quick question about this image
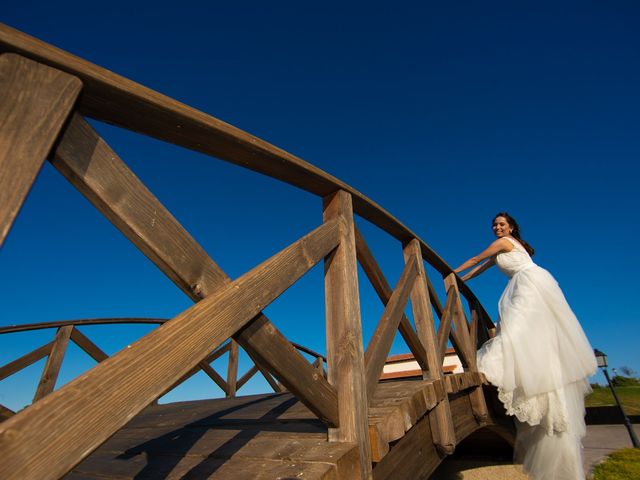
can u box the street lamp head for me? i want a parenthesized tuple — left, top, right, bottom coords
(594, 349, 608, 368)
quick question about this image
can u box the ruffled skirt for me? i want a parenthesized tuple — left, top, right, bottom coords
(478, 265, 597, 479)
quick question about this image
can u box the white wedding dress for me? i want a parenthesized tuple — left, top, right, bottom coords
(477, 237, 597, 480)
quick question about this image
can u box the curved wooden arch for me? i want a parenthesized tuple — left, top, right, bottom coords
(0, 23, 491, 326)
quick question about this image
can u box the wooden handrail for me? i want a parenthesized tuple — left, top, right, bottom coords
(0, 217, 341, 480)
(0, 23, 488, 317)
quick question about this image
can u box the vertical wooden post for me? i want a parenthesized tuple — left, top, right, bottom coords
(443, 274, 489, 422)
(323, 190, 372, 479)
(226, 339, 239, 397)
(33, 326, 73, 402)
(0, 54, 82, 247)
(403, 239, 456, 455)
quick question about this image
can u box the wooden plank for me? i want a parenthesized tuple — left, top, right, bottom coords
(236, 365, 259, 390)
(234, 314, 338, 419)
(0, 404, 15, 422)
(436, 288, 456, 364)
(364, 257, 417, 399)
(33, 325, 73, 402)
(52, 114, 337, 425)
(0, 24, 491, 319)
(372, 414, 441, 480)
(226, 339, 239, 397)
(369, 423, 390, 462)
(403, 240, 456, 455)
(354, 226, 429, 372)
(0, 217, 340, 480)
(0, 26, 449, 274)
(199, 362, 229, 395)
(0, 342, 53, 381)
(0, 318, 165, 335)
(470, 308, 479, 350)
(0, 53, 81, 246)
(323, 190, 371, 479)
(443, 275, 489, 422)
(70, 328, 108, 363)
(443, 274, 475, 368)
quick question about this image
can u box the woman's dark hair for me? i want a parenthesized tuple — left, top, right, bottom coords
(493, 212, 535, 256)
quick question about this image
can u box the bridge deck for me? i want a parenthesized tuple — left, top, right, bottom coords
(66, 392, 357, 480)
(64, 376, 506, 479)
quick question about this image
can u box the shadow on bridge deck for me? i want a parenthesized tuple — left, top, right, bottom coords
(66, 379, 514, 480)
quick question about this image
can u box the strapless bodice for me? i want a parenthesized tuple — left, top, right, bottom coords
(495, 237, 535, 278)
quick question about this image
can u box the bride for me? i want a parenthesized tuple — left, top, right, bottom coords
(454, 212, 597, 480)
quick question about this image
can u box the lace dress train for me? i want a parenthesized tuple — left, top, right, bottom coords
(477, 237, 597, 479)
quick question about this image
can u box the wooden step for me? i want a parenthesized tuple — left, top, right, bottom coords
(367, 379, 445, 462)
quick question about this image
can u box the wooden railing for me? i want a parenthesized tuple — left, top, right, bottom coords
(0, 319, 327, 409)
(0, 23, 496, 480)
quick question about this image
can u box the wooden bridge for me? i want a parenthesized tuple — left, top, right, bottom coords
(0, 24, 514, 479)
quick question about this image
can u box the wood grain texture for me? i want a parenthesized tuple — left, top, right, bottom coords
(235, 314, 339, 424)
(32, 325, 73, 402)
(70, 328, 109, 363)
(355, 227, 430, 372)
(0, 53, 81, 246)
(52, 114, 338, 424)
(443, 274, 475, 370)
(226, 340, 239, 397)
(443, 275, 489, 422)
(199, 362, 229, 395)
(324, 191, 371, 479)
(0, 404, 15, 422)
(404, 240, 456, 455)
(364, 257, 417, 400)
(0, 218, 340, 480)
(436, 289, 456, 364)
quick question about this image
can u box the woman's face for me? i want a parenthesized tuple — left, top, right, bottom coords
(492, 216, 512, 237)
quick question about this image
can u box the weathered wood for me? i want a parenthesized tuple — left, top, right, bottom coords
(364, 257, 417, 399)
(354, 226, 429, 372)
(0, 342, 53, 381)
(436, 289, 456, 364)
(324, 190, 371, 479)
(236, 365, 259, 390)
(52, 114, 337, 426)
(234, 314, 338, 422)
(372, 416, 441, 480)
(70, 328, 108, 363)
(226, 339, 239, 397)
(444, 274, 489, 422)
(0, 404, 15, 422)
(403, 240, 456, 456)
(0, 318, 165, 335)
(443, 274, 475, 368)
(199, 361, 229, 395)
(0, 53, 81, 247)
(33, 326, 73, 402)
(470, 308, 479, 350)
(0, 218, 340, 480)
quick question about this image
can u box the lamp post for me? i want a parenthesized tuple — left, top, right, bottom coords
(594, 349, 639, 448)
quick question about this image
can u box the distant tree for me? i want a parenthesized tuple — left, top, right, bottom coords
(620, 366, 637, 378)
(612, 366, 640, 387)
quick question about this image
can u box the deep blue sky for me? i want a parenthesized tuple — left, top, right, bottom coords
(1, 1, 639, 411)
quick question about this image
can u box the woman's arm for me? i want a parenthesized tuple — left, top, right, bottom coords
(454, 237, 512, 274)
(461, 258, 495, 281)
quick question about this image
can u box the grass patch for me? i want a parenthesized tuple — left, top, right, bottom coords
(591, 448, 640, 480)
(586, 386, 640, 415)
